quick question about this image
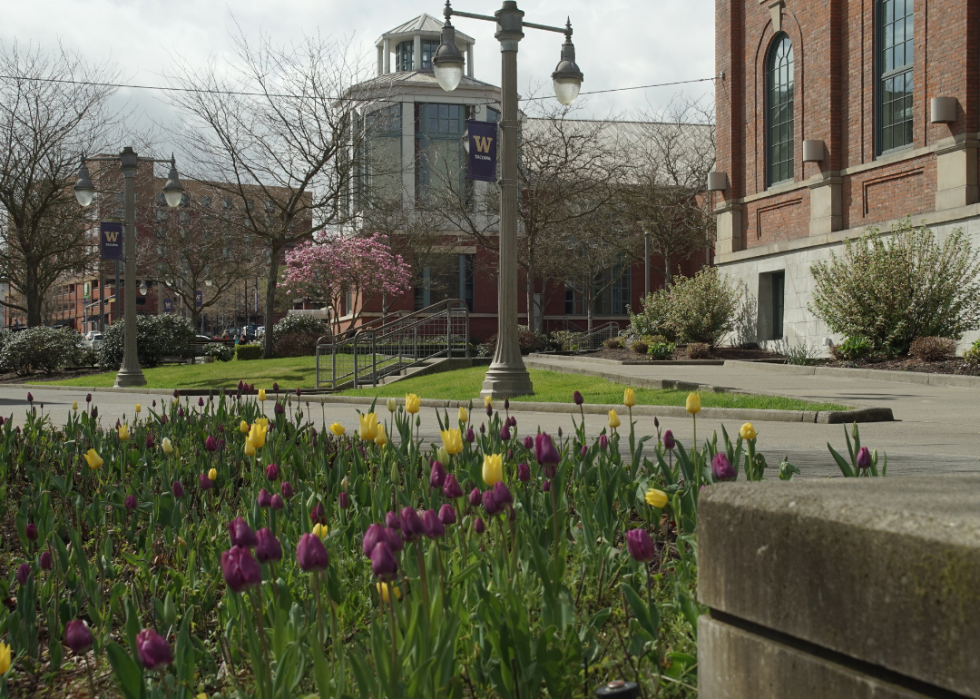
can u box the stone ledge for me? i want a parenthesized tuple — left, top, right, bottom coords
(729, 359, 980, 388)
(699, 474, 980, 698)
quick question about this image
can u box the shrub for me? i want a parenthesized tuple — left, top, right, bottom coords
(909, 336, 957, 362)
(668, 267, 744, 344)
(784, 341, 820, 366)
(204, 343, 233, 362)
(626, 289, 676, 341)
(964, 339, 980, 366)
(274, 332, 320, 358)
(74, 346, 98, 368)
(236, 343, 264, 361)
(0, 327, 80, 375)
(687, 342, 711, 359)
(810, 220, 980, 354)
(273, 314, 326, 345)
(547, 331, 579, 352)
(647, 342, 675, 360)
(631, 339, 648, 355)
(830, 336, 873, 361)
(478, 325, 539, 356)
(604, 337, 623, 350)
(97, 314, 194, 369)
(643, 335, 668, 346)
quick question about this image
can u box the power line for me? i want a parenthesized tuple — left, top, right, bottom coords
(522, 76, 721, 101)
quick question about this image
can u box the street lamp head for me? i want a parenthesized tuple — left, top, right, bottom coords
(433, 9, 465, 93)
(552, 20, 584, 106)
(205, 279, 214, 287)
(139, 281, 148, 296)
(162, 155, 184, 208)
(74, 157, 96, 208)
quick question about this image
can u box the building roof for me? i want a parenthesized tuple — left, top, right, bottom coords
(350, 70, 499, 98)
(376, 13, 475, 47)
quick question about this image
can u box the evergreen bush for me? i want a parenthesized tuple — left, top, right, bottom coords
(235, 343, 264, 361)
(97, 315, 194, 369)
(0, 326, 80, 375)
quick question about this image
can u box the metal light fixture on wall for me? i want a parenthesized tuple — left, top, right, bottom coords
(707, 171, 728, 192)
(930, 96, 957, 124)
(802, 139, 825, 163)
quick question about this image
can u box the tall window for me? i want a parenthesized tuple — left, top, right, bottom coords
(358, 104, 403, 209)
(414, 254, 474, 311)
(420, 40, 440, 70)
(878, 0, 914, 153)
(415, 103, 466, 204)
(564, 265, 632, 316)
(396, 41, 414, 71)
(766, 33, 795, 186)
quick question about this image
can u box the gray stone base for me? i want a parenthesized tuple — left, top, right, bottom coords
(113, 369, 147, 388)
(480, 363, 534, 399)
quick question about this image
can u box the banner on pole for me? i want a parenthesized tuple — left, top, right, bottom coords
(466, 120, 497, 182)
(100, 222, 123, 260)
(163, 298, 173, 313)
(195, 290, 203, 309)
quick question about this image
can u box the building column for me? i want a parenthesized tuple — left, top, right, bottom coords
(935, 138, 979, 210)
(715, 203, 743, 255)
(413, 35, 422, 71)
(377, 46, 384, 76)
(383, 39, 391, 73)
(467, 44, 474, 78)
(402, 98, 415, 209)
(808, 174, 842, 236)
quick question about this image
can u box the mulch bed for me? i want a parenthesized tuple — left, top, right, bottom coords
(0, 368, 106, 385)
(825, 356, 980, 376)
(587, 346, 784, 362)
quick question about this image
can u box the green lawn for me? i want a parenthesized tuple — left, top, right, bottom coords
(43, 356, 322, 389)
(338, 366, 852, 412)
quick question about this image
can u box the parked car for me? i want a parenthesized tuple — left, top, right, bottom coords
(83, 331, 104, 348)
(255, 326, 265, 339)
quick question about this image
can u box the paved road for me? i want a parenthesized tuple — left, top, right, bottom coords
(6, 356, 979, 480)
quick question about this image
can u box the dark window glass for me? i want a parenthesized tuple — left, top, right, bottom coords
(878, 0, 914, 152)
(201, 196, 212, 208)
(415, 103, 465, 205)
(396, 41, 414, 71)
(766, 33, 794, 186)
(414, 254, 474, 310)
(359, 104, 403, 209)
(771, 271, 785, 339)
(420, 40, 439, 70)
(564, 265, 632, 316)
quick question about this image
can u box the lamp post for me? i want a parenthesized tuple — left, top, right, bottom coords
(74, 149, 184, 387)
(433, 0, 583, 398)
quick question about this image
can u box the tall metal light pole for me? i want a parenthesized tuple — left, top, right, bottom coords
(74, 149, 184, 387)
(433, 0, 583, 399)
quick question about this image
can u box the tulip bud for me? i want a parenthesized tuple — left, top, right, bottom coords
(273, 382, 279, 392)
(255, 528, 283, 563)
(468, 487, 481, 507)
(856, 446, 872, 469)
(199, 474, 213, 491)
(209, 467, 218, 481)
(40, 551, 52, 571)
(172, 481, 184, 498)
(482, 489, 501, 516)
(177, 407, 184, 418)
(205, 436, 218, 452)
(338, 492, 351, 510)
(465, 427, 476, 442)
(654, 416, 660, 428)
(281, 481, 293, 499)
(363, 523, 385, 556)
(523, 435, 533, 450)
(400, 507, 424, 542)
(443, 473, 464, 499)
(517, 463, 530, 482)
(65, 620, 94, 654)
(573, 390, 584, 406)
(16, 563, 30, 585)
(198, 397, 205, 407)
(296, 533, 329, 572)
(599, 434, 608, 449)
(438, 503, 457, 526)
(711, 453, 736, 481)
(296, 388, 302, 397)
(429, 461, 446, 489)
(275, 402, 284, 415)
(136, 629, 172, 670)
(626, 529, 656, 562)
(221, 545, 262, 592)
(543, 480, 551, 492)
(27, 392, 33, 404)
(385, 527, 404, 552)
(663, 430, 675, 450)
(125, 494, 137, 510)
(229, 517, 258, 548)
(86, 393, 92, 403)
(145, 434, 155, 449)
(257, 488, 272, 508)
(422, 509, 444, 539)
(473, 517, 486, 534)
(25, 523, 38, 541)
(310, 502, 326, 525)
(265, 464, 279, 481)
(370, 541, 399, 580)
(387, 397, 397, 413)
(500, 423, 511, 440)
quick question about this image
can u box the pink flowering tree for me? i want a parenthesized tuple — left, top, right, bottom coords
(280, 233, 412, 333)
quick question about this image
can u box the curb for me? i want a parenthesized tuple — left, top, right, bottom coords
(727, 360, 980, 388)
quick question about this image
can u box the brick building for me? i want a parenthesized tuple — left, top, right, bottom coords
(714, 0, 980, 351)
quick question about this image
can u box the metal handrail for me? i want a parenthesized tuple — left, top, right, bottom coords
(568, 320, 621, 352)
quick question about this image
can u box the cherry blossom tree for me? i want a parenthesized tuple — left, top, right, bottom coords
(280, 233, 411, 333)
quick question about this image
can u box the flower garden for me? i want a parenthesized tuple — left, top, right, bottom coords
(0, 387, 882, 698)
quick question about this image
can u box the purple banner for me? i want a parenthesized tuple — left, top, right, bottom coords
(100, 222, 123, 260)
(195, 290, 203, 309)
(163, 298, 173, 313)
(466, 120, 497, 183)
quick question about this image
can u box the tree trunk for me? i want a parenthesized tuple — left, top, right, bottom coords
(526, 255, 537, 334)
(263, 240, 283, 359)
(25, 263, 42, 327)
(585, 288, 594, 336)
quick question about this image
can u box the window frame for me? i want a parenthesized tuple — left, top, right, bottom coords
(765, 32, 795, 188)
(875, 0, 915, 155)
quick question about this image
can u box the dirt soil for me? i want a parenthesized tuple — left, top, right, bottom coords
(588, 346, 784, 362)
(0, 368, 105, 385)
(825, 356, 980, 376)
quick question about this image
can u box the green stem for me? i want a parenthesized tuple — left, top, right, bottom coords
(248, 587, 273, 699)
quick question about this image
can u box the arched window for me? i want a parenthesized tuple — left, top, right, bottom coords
(766, 33, 795, 186)
(877, 0, 914, 153)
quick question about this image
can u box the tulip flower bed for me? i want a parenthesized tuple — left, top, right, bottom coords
(0, 388, 883, 699)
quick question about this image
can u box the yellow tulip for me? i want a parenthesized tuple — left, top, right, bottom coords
(375, 424, 388, 447)
(135, 403, 141, 414)
(482, 453, 503, 486)
(645, 488, 669, 509)
(376, 582, 402, 603)
(313, 523, 329, 540)
(739, 422, 758, 441)
(329, 422, 346, 437)
(405, 393, 420, 414)
(624, 388, 636, 408)
(72, 401, 78, 411)
(245, 442, 256, 457)
(0, 642, 10, 675)
(484, 396, 492, 408)
(258, 389, 266, 402)
(118, 424, 130, 441)
(239, 420, 249, 434)
(458, 406, 468, 423)
(685, 392, 701, 415)
(196, 694, 208, 699)
(440, 428, 463, 456)
(208, 467, 218, 481)
(162, 437, 173, 455)
(247, 418, 268, 449)
(358, 412, 379, 441)
(83, 448, 103, 470)
(608, 409, 621, 430)
(437, 446, 450, 465)
(386, 397, 397, 413)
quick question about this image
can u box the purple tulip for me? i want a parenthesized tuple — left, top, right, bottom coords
(198, 397, 205, 407)
(228, 517, 258, 548)
(370, 541, 399, 580)
(172, 481, 184, 498)
(199, 474, 213, 491)
(173, 389, 180, 399)
(158, 413, 166, 425)
(599, 434, 608, 450)
(16, 563, 30, 585)
(205, 436, 218, 452)
(296, 533, 329, 572)
(543, 480, 551, 492)
(281, 481, 294, 499)
(335, 491, 349, 510)
(573, 390, 584, 406)
(26, 523, 38, 541)
(443, 474, 463, 499)
(439, 504, 457, 526)
(422, 509, 444, 539)
(663, 430, 675, 450)
(492, 481, 513, 507)
(465, 427, 476, 443)
(857, 446, 872, 469)
(654, 417, 659, 428)
(482, 489, 501, 516)
(429, 461, 446, 489)
(400, 507, 424, 542)
(508, 415, 517, 428)
(221, 545, 262, 592)
(580, 444, 588, 458)
(273, 382, 279, 392)
(265, 464, 279, 481)
(270, 494, 284, 510)
(474, 517, 486, 534)
(218, 424, 225, 433)
(711, 453, 736, 481)
(523, 435, 534, 450)
(500, 423, 511, 440)
(257, 488, 272, 508)
(217, 438, 225, 452)
(296, 388, 302, 397)
(504, 398, 510, 410)
(535, 433, 561, 465)
(385, 527, 404, 552)
(275, 402, 285, 415)
(486, 405, 493, 418)
(386, 511, 401, 529)
(65, 620, 94, 654)
(517, 463, 530, 482)
(27, 392, 33, 404)
(146, 434, 155, 449)
(115, 419, 121, 430)
(177, 407, 184, 418)
(310, 502, 326, 525)
(86, 393, 92, 403)
(136, 629, 172, 670)
(90, 407, 98, 419)
(626, 529, 656, 562)
(468, 487, 482, 507)
(40, 551, 52, 570)
(363, 523, 386, 556)
(125, 494, 137, 510)
(255, 528, 283, 563)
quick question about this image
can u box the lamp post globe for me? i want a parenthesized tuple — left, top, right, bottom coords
(74, 158, 96, 208)
(552, 24, 584, 106)
(432, 20, 465, 92)
(163, 156, 184, 208)
(139, 281, 148, 296)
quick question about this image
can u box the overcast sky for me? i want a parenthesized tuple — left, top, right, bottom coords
(3, 0, 715, 152)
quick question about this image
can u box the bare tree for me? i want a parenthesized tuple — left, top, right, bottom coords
(0, 43, 120, 326)
(167, 31, 370, 357)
